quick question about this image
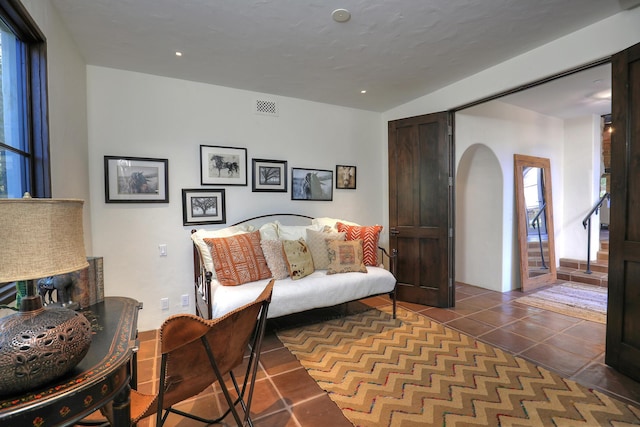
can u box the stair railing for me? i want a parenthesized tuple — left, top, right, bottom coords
(531, 202, 548, 270)
(582, 192, 610, 274)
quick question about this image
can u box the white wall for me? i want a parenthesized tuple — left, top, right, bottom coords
(455, 101, 564, 291)
(562, 115, 602, 260)
(22, 0, 93, 253)
(455, 144, 504, 291)
(86, 67, 384, 331)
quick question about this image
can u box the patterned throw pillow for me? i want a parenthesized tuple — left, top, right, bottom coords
(336, 223, 383, 266)
(260, 239, 289, 280)
(326, 240, 367, 274)
(281, 239, 315, 280)
(204, 230, 271, 286)
(306, 228, 346, 269)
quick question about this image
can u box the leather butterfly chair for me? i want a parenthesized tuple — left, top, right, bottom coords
(129, 279, 274, 426)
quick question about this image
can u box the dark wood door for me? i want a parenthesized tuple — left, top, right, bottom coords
(606, 41, 640, 381)
(388, 112, 454, 307)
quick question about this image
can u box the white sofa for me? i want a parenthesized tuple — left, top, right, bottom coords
(191, 214, 397, 320)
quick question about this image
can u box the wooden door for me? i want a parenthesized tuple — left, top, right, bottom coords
(606, 41, 640, 381)
(388, 112, 454, 307)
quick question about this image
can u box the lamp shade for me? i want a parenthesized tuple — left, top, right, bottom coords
(0, 198, 89, 282)
(0, 196, 93, 395)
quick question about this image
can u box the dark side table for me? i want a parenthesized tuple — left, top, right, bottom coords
(0, 297, 142, 427)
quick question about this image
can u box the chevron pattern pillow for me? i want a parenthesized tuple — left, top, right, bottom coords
(336, 223, 383, 266)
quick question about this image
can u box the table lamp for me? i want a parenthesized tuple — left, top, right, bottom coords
(0, 195, 92, 395)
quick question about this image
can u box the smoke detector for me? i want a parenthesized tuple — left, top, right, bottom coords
(332, 9, 351, 23)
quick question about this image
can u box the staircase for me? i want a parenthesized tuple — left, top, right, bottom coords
(557, 230, 609, 287)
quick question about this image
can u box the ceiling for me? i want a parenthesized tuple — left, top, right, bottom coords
(50, 0, 637, 113)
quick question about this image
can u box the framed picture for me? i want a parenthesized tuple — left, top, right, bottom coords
(200, 145, 247, 186)
(182, 189, 226, 225)
(336, 165, 357, 189)
(291, 168, 333, 201)
(252, 159, 288, 192)
(104, 156, 169, 203)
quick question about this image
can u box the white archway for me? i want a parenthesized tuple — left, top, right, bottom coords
(456, 144, 509, 291)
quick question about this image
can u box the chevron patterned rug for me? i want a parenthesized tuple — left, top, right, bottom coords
(277, 306, 640, 426)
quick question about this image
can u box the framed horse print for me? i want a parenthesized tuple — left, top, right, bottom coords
(336, 165, 356, 189)
(200, 145, 247, 186)
(291, 167, 333, 201)
(104, 156, 169, 203)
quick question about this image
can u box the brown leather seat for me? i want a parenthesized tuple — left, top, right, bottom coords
(131, 279, 274, 426)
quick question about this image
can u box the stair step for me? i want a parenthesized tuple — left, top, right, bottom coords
(557, 266, 608, 287)
(559, 258, 608, 274)
(597, 250, 609, 262)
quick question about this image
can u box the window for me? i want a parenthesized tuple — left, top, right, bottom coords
(0, 0, 49, 199)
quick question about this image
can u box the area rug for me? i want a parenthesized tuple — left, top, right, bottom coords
(515, 282, 607, 324)
(277, 306, 640, 427)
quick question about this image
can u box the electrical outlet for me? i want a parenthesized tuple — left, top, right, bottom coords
(161, 297, 169, 310)
(181, 294, 189, 307)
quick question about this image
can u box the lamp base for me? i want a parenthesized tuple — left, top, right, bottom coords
(0, 296, 92, 395)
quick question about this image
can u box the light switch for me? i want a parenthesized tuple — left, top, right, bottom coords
(159, 244, 167, 256)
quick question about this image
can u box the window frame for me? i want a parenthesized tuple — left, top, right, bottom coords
(0, 0, 50, 198)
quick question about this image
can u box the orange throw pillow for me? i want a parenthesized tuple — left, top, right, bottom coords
(336, 222, 383, 266)
(204, 230, 271, 286)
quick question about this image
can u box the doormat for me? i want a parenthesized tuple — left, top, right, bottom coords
(277, 306, 637, 426)
(515, 282, 607, 324)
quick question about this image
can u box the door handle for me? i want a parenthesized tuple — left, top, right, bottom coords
(390, 229, 399, 236)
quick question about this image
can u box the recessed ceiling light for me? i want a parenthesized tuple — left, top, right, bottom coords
(332, 9, 351, 23)
(175, 51, 183, 57)
(360, 90, 367, 94)
(592, 89, 611, 100)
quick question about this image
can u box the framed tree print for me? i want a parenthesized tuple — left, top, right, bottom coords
(200, 145, 247, 186)
(182, 188, 226, 225)
(252, 159, 287, 192)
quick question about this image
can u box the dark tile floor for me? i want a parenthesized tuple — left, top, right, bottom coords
(132, 282, 640, 426)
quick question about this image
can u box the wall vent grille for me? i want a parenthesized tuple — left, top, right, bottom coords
(255, 99, 278, 116)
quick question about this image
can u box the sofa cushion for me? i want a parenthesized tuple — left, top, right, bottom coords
(312, 217, 360, 231)
(336, 223, 383, 266)
(282, 239, 315, 280)
(261, 239, 289, 280)
(259, 222, 279, 240)
(306, 228, 346, 269)
(204, 230, 271, 286)
(326, 240, 367, 274)
(191, 224, 255, 274)
(276, 221, 325, 240)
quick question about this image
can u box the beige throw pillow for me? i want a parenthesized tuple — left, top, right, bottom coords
(282, 239, 315, 280)
(260, 239, 289, 280)
(326, 239, 367, 274)
(306, 228, 346, 270)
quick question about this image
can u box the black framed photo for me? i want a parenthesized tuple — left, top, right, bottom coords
(252, 159, 288, 192)
(104, 156, 169, 203)
(291, 168, 333, 201)
(200, 145, 247, 186)
(182, 189, 226, 225)
(336, 165, 357, 189)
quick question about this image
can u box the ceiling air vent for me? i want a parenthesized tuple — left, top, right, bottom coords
(254, 99, 278, 116)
